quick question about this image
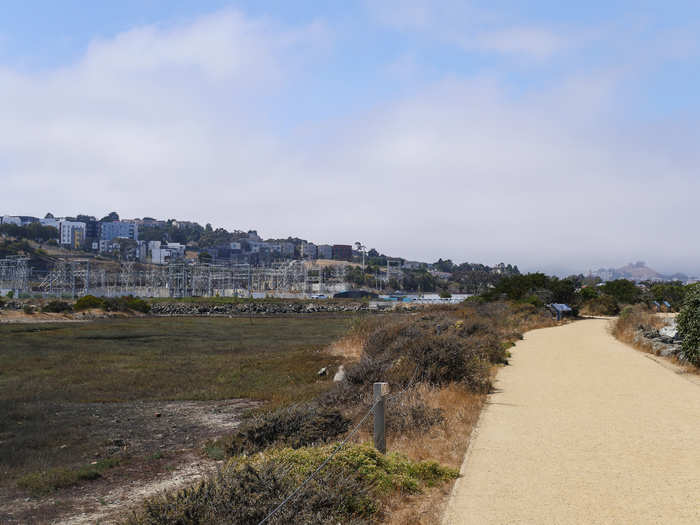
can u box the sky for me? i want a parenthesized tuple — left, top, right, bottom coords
(1, 1, 699, 276)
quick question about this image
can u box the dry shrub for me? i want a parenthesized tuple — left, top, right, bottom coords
(124, 460, 372, 525)
(580, 294, 620, 316)
(125, 443, 457, 525)
(348, 383, 485, 525)
(385, 390, 444, 433)
(222, 404, 350, 456)
(612, 304, 664, 353)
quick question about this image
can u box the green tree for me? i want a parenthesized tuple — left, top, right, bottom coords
(650, 282, 687, 309)
(677, 285, 700, 366)
(100, 211, 120, 222)
(577, 286, 599, 301)
(601, 279, 640, 304)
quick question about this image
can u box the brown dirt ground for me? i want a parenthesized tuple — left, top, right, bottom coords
(0, 399, 257, 524)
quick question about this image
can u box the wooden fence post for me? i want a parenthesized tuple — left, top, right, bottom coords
(373, 382, 388, 454)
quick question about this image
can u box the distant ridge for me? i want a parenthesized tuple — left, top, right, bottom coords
(590, 261, 690, 282)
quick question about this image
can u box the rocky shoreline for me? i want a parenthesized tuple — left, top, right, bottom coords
(635, 318, 687, 360)
(0, 298, 405, 321)
(149, 301, 390, 316)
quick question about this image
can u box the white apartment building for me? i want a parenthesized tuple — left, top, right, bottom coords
(59, 221, 86, 248)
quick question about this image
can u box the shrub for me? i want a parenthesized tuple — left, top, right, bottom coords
(223, 405, 350, 456)
(124, 444, 457, 525)
(101, 296, 151, 313)
(42, 300, 73, 313)
(611, 304, 663, 354)
(600, 279, 640, 305)
(385, 394, 444, 432)
(677, 285, 700, 366)
(341, 316, 501, 395)
(74, 295, 104, 311)
(522, 294, 544, 308)
(23, 304, 35, 315)
(577, 286, 599, 301)
(7, 290, 14, 298)
(581, 294, 619, 316)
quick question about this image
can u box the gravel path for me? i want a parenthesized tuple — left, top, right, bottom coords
(444, 318, 700, 524)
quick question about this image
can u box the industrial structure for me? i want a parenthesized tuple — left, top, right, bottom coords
(0, 257, 351, 298)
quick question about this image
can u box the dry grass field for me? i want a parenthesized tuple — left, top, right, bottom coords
(0, 315, 354, 523)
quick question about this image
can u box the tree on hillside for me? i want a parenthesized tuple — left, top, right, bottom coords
(101, 211, 119, 222)
(433, 259, 455, 273)
(677, 285, 700, 366)
(0, 223, 58, 242)
(650, 282, 687, 309)
(601, 279, 640, 304)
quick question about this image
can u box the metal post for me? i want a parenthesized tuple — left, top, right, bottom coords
(373, 382, 388, 454)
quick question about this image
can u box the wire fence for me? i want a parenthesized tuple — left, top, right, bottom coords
(257, 367, 422, 525)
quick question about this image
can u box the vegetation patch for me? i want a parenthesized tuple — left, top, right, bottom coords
(42, 299, 73, 313)
(222, 405, 350, 456)
(677, 285, 700, 366)
(124, 443, 457, 525)
(0, 315, 352, 511)
(74, 294, 105, 310)
(581, 294, 620, 316)
(17, 457, 121, 495)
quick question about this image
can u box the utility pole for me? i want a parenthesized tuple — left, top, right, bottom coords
(355, 242, 366, 273)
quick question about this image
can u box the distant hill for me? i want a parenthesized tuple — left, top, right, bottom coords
(591, 261, 689, 282)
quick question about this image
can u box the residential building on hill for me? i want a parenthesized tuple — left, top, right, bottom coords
(59, 221, 86, 248)
(100, 221, 139, 243)
(332, 244, 352, 261)
(317, 244, 333, 259)
(300, 241, 317, 259)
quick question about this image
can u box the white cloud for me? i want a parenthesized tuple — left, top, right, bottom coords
(367, 0, 570, 61)
(1, 8, 699, 275)
(469, 27, 568, 60)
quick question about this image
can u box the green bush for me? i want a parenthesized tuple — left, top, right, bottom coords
(7, 290, 14, 299)
(123, 443, 457, 525)
(74, 295, 150, 313)
(677, 285, 700, 366)
(522, 294, 544, 308)
(600, 279, 640, 305)
(23, 304, 35, 315)
(42, 300, 73, 313)
(102, 296, 151, 313)
(74, 295, 104, 311)
(577, 286, 599, 301)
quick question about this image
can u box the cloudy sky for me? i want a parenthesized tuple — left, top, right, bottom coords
(1, 1, 699, 276)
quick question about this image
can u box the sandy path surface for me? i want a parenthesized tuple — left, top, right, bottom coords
(444, 318, 700, 524)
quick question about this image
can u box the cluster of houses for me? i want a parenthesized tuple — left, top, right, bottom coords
(201, 231, 353, 265)
(1, 214, 138, 252)
(0, 214, 356, 266)
(1, 214, 183, 263)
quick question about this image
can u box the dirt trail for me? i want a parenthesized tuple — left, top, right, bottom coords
(444, 318, 700, 524)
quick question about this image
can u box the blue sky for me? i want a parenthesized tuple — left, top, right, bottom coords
(1, 1, 699, 275)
